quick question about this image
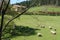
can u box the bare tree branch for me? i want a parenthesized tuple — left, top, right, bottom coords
(3, 0, 36, 31)
(0, 0, 4, 12)
(4, 0, 10, 14)
(0, 0, 5, 40)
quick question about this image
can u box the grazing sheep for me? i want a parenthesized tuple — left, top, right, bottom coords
(54, 28, 56, 31)
(50, 30, 56, 35)
(41, 25, 45, 28)
(49, 26, 52, 29)
(37, 33, 42, 37)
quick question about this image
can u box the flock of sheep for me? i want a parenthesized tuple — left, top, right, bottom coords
(37, 25, 56, 37)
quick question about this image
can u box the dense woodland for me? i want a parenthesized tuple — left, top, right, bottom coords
(15, 0, 60, 7)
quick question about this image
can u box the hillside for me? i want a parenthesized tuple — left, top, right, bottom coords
(28, 6, 60, 12)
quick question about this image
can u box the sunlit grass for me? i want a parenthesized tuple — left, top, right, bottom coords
(28, 6, 60, 12)
(11, 15, 60, 40)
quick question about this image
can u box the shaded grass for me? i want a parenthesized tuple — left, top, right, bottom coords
(0, 15, 60, 40)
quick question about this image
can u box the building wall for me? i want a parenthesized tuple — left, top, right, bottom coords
(11, 5, 26, 12)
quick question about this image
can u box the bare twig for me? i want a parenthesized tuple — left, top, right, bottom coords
(0, 0, 4, 12)
(4, 0, 10, 14)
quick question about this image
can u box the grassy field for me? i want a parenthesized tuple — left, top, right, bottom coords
(28, 6, 60, 12)
(1, 6, 60, 40)
(11, 15, 60, 40)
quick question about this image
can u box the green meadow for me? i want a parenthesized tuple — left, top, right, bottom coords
(1, 6, 60, 40)
(11, 15, 60, 40)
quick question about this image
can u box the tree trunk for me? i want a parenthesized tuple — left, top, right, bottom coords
(0, 10, 4, 40)
(56, 0, 59, 6)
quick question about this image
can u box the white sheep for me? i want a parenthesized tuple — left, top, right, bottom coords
(50, 30, 56, 35)
(37, 33, 42, 37)
(49, 26, 52, 29)
(41, 25, 45, 28)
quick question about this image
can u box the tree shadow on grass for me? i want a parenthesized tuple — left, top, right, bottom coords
(11, 25, 40, 36)
(2, 25, 40, 40)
